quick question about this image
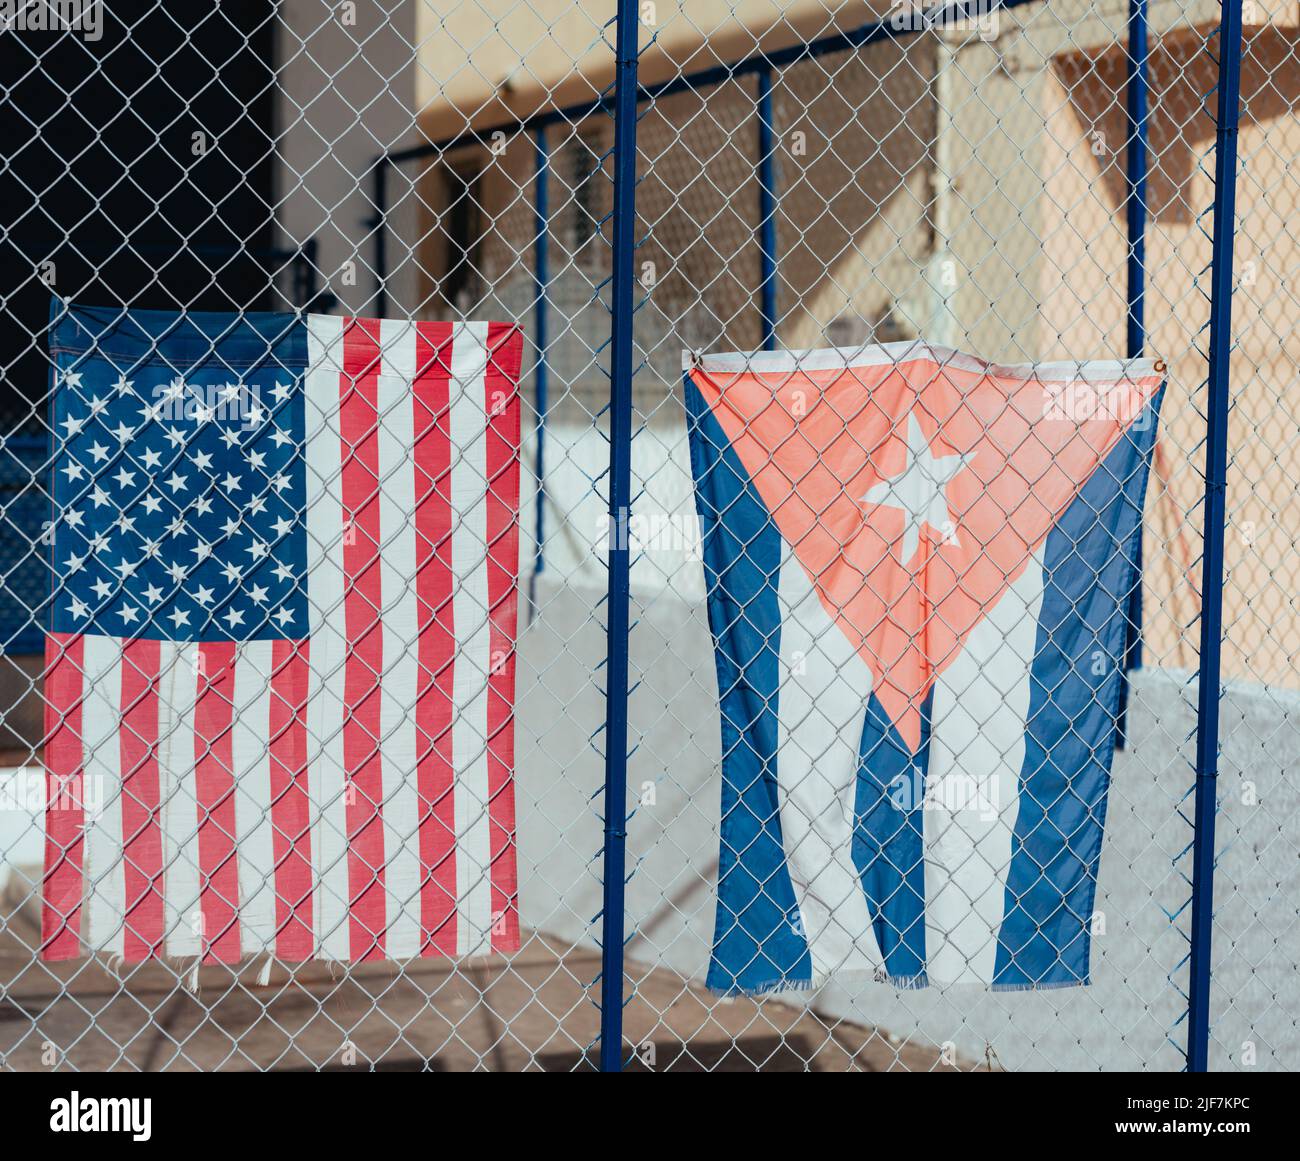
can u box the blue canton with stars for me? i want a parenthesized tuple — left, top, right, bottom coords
(49, 304, 309, 642)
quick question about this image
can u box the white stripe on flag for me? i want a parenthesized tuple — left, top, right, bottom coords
(306, 312, 352, 960)
(923, 552, 1045, 985)
(82, 634, 123, 956)
(775, 549, 882, 980)
(233, 639, 276, 954)
(447, 322, 494, 955)
(159, 640, 202, 958)
(376, 318, 423, 958)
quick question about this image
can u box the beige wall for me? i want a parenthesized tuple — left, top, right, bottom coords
(1026, 15, 1300, 686)
(413, 0, 883, 142)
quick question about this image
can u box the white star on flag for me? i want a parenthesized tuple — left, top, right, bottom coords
(859, 413, 975, 566)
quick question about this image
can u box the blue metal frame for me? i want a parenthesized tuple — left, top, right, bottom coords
(367, 2, 1044, 251)
(756, 64, 778, 350)
(530, 127, 551, 621)
(1188, 0, 1244, 1074)
(1125, 0, 1149, 363)
(1116, 0, 1150, 749)
(599, 0, 640, 1074)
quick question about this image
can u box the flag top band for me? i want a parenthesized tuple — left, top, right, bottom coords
(685, 340, 1163, 383)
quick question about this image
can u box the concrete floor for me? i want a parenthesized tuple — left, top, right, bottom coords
(0, 915, 967, 1071)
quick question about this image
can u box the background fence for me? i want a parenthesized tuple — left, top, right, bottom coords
(0, 0, 1296, 1071)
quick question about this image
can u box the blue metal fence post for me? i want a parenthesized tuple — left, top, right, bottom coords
(599, 0, 640, 1073)
(530, 127, 550, 621)
(1116, 0, 1150, 749)
(1188, 0, 1245, 1073)
(1125, 0, 1149, 362)
(756, 63, 778, 351)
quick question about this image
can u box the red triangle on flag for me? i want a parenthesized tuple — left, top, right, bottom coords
(689, 346, 1162, 752)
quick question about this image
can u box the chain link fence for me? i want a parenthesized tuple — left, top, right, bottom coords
(0, 0, 1295, 1071)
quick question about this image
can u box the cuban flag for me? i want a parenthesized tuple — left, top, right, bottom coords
(42, 303, 522, 965)
(684, 343, 1163, 992)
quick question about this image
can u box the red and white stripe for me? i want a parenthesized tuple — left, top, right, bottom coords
(41, 316, 523, 964)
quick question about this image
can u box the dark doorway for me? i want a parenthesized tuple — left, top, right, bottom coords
(0, 1, 279, 432)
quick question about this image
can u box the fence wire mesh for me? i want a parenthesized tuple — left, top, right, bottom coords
(0, 0, 1295, 1072)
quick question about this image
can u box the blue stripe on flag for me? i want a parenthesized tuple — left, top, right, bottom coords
(994, 395, 1164, 988)
(685, 375, 813, 994)
(853, 690, 930, 984)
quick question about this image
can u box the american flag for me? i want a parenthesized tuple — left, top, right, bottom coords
(42, 307, 523, 964)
